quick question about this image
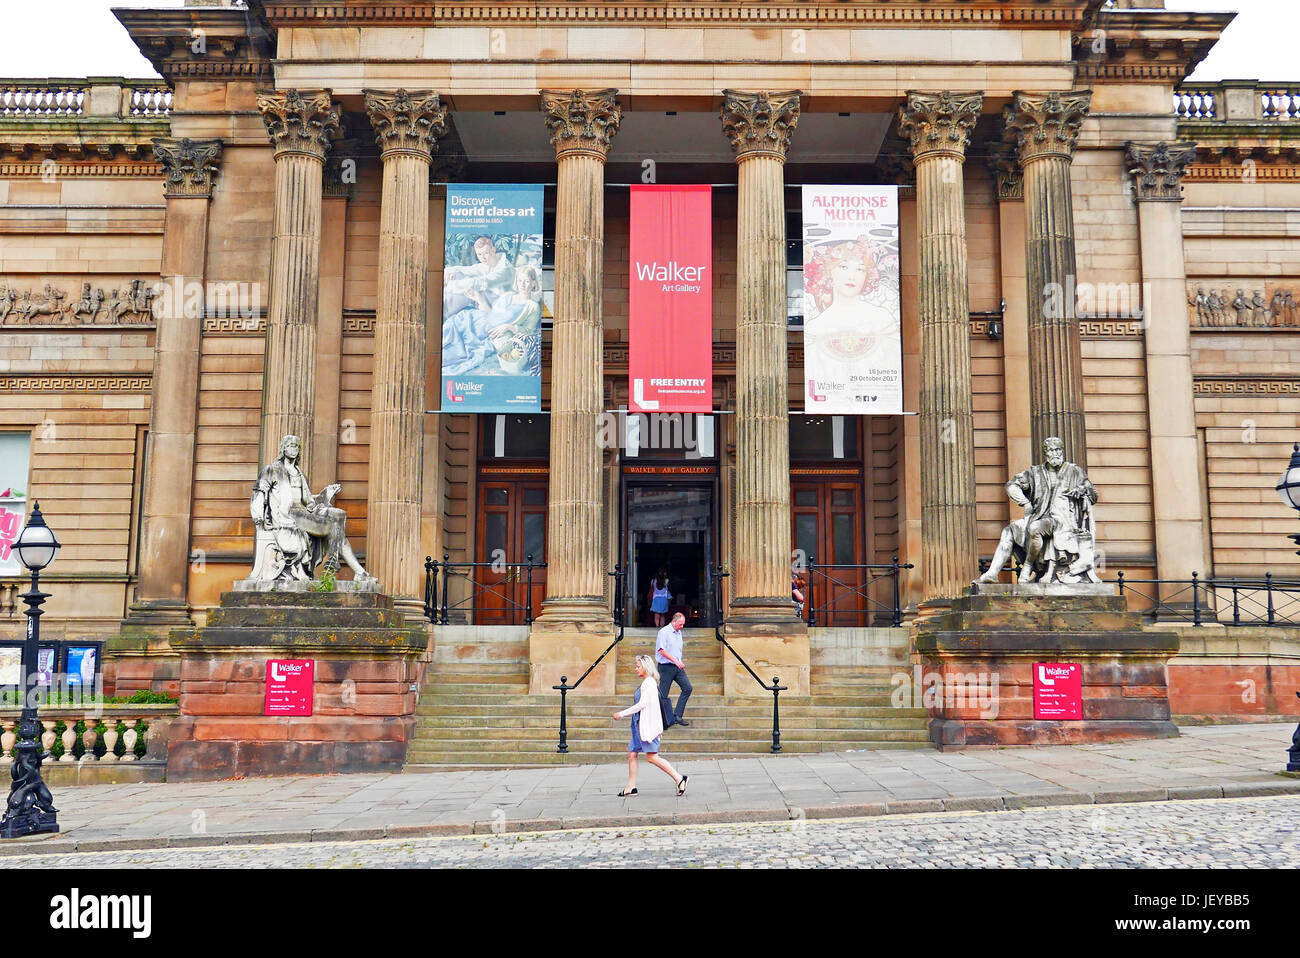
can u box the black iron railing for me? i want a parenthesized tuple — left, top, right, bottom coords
(799, 557, 913, 627)
(553, 565, 626, 754)
(710, 564, 786, 753)
(1114, 572, 1300, 627)
(423, 554, 546, 625)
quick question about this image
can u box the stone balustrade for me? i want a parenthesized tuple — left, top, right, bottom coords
(1175, 82, 1300, 123)
(0, 704, 175, 768)
(0, 79, 172, 120)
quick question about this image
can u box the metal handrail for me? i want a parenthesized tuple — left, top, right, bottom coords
(553, 565, 627, 754)
(1113, 571, 1300, 627)
(423, 554, 546, 625)
(710, 564, 786, 753)
(801, 556, 913, 627)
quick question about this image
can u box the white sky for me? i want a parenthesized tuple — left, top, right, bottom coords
(0, 0, 1296, 82)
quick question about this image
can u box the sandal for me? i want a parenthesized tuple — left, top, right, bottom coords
(676, 775, 688, 797)
(618, 788, 638, 797)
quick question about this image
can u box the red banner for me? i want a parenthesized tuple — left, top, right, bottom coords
(629, 184, 712, 413)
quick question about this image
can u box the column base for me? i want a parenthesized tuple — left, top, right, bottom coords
(121, 599, 193, 628)
(528, 599, 617, 696)
(721, 602, 809, 697)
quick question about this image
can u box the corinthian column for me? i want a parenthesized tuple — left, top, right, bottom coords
(898, 91, 983, 604)
(124, 137, 223, 628)
(255, 89, 342, 463)
(364, 90, 447, 614)
(1126, 142, 1210, 587)
(718, 90, 809, 696)
(1004, 90, 1092, 469)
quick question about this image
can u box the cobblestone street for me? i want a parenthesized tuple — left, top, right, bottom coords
(6, 795, 1297, 869)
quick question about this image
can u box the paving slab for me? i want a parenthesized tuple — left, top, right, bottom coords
(2, 722, 1298, 856)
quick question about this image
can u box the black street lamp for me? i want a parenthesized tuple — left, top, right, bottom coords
(1278, 443, 1300, 556)
(0, 501, 61, 839)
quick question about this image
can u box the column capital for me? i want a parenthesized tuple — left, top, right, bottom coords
(1125, 140, 1198, 202)
(1004, 90, 1092, 164)
(987, 142, 1024, 201)
(151, 136, 223, 198)
(720, 89, 801, 162)
(256, 89, 343, 161)
(897, 91, 983, 162)
(364, 89, 448, 161)
(540, 89, 622, 159)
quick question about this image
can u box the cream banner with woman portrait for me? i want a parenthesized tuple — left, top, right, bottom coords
(801, 185, 902, 414)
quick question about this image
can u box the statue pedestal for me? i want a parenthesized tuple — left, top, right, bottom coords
(166, 588, 426, 780)
(913, 581, 1179, 748)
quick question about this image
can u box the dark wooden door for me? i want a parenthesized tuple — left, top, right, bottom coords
(791, 480, 864, 625)
(476, 480, 547, 625)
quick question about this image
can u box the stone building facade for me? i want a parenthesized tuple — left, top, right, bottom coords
(2, 0, 1299, 754)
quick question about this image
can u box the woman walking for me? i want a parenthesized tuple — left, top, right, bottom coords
(613, 654, 688, 797)
(649, 571, 671, 628)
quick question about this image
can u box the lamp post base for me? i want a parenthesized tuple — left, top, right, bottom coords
(0, 807, 59, 840)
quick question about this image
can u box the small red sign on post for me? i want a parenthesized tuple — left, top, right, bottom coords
(265, 659, 314, 716)
(1033, 662, 1082, 720)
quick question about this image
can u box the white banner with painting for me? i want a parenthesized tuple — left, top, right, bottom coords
(801, 185, 902, 414)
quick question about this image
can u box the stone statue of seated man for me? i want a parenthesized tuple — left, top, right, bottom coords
(248, 434, 372, 584)
(979, 436, 1101, 586)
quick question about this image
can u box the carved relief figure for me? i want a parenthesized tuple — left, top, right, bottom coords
(106, 288, 130, 325)
(1231, 290, 1252, 325)
(1271, 290, 1287, 325)
(1284, 291, 1299, 327)
(19, 285, 66, 324)
(68, 283, 104, 323)
(1187, 287, 1209, 326)
(1251, 290, 1270, 327)
(249, 434, 372, 585)
(129, 279, 157, 318)
(979, 437, 1101, 586)
(0, 287, 14, 325)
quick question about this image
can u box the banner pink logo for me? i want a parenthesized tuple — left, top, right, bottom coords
(629, 185, 712, 413)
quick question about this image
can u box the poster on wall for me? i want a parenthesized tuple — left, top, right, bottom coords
(441, 184, 545, 412)
(65, 645, 99, 686)
(0, 433, 31, 577)
(801, 185, 902, 414)
(628, 184, 713, 413)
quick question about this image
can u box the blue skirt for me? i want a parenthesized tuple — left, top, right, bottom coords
(651, 595, 669, 613)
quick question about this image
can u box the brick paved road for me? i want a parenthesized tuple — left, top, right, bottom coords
(6, 796, 1298, 868)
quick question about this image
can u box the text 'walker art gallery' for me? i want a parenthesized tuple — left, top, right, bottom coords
(3, 0, 1300, 803)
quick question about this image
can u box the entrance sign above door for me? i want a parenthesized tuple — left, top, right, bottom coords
(441, 183, 545, 412)
(629, 184, 713, 414)
(801, 185, 902, 414)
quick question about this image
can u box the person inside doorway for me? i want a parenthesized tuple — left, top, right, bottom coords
(648, 569, 671, 628)
(656, 611, 692, 727)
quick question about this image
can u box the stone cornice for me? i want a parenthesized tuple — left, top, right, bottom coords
(256, 89, 343, 160)
(1074, 9, 1231, 87)
(1004, 90, 1091, 164)
(364, 89, 447, 161)
(721, 90, 801, 162)
(152, 136, 223, 197)
(0, 160, 163, 177)
(540, 89, 622, 160)
(262, 1, 1107, 28)
(898, 91, 982, 163)
(115, 7, 275, 85)
(1125, 141, 1196, 203)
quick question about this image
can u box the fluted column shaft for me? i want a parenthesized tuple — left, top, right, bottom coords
(365, 90, 447, 610)
(1006, 90, 1092, 469)
(537, 90, 621, 618)
(899, 91, 982, 603)
(256, 90, 342, 463)
(721, 90, 801, 619)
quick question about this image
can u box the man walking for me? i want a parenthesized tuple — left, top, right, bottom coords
(656, 612, 692, 727)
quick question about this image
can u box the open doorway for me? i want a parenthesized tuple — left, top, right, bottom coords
(624, 483, 714, 628)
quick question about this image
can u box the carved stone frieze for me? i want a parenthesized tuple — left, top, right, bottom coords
(1003, 91, 1092, 164)
(897, 91, 983, 162)
(0, 279, 160, 326)
(1188, 283, 1300, 328)
(720, 89, 801, 161)
(151, 136, 223, 197)
(364, 89, 447, 160)
(1125, 141, 1197, 202)
(540, 89, 622, 159)
(256, 89, 343, 160)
